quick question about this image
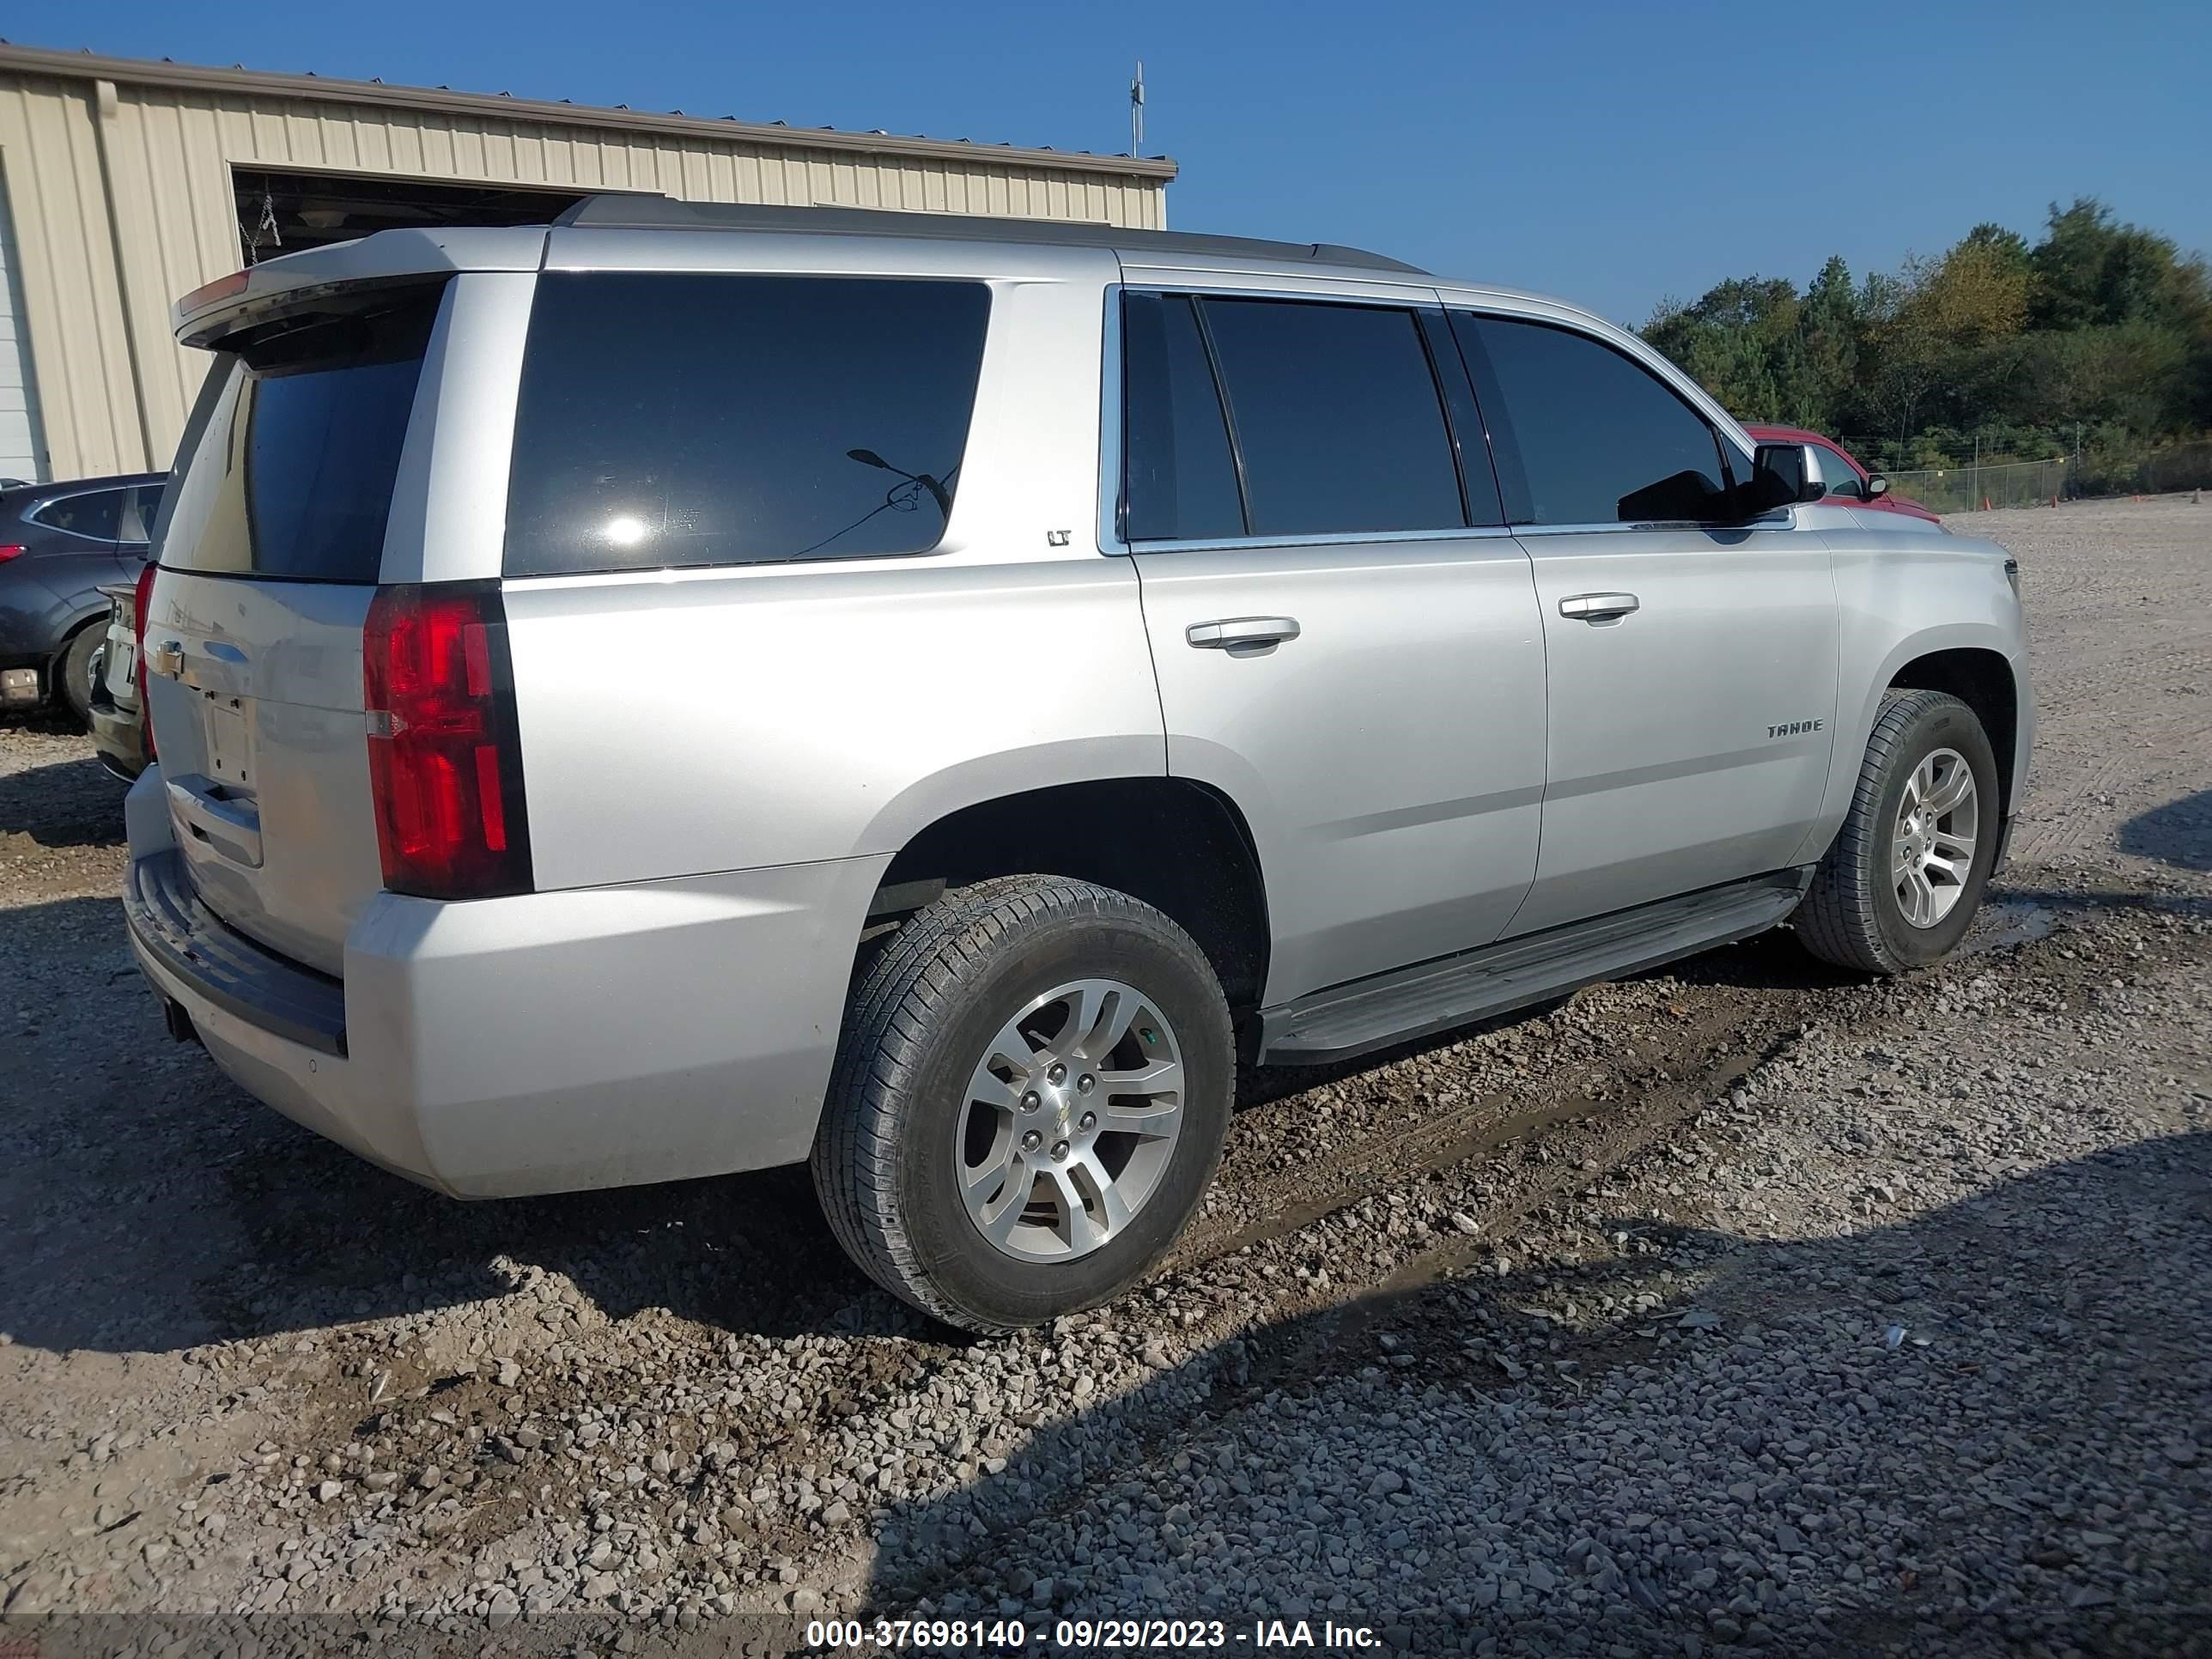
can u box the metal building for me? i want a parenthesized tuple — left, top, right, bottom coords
(0, 44, 1176, 483)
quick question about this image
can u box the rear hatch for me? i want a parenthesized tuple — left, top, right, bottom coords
(143, 282, 444, 976)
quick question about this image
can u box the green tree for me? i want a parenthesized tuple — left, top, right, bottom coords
(1639, 198, 2209, 464)
(2030, 198, 2190, 329)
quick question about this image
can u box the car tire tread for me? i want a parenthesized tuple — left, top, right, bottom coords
(1798, 688, 1994, 975)
(813, 873, 1229, 1334)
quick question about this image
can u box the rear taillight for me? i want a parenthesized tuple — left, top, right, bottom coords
(362, 584, 532, 900)
(132, 561, 158, 756)
(0, 544, 24, 563)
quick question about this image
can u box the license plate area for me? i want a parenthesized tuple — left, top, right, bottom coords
(200, 691, 255, 787)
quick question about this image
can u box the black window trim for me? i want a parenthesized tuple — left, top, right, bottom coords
(1102, 283, 1519, 556)
(1446, 307, 1777, 535)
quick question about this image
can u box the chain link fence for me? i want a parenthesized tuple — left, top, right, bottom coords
(2076, 438, 2212, 499)
(1884, 458, 2069, 515)
(1881, 440, 2212, 515)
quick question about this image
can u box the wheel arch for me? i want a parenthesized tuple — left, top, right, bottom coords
(53, 603, 109, 657)
(877, 775, 1272, 1014)
(1885, 644, 2021, 816)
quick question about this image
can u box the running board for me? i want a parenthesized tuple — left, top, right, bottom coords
(1257, 869, 1813, 1065)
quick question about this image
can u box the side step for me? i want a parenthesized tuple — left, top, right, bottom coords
(1258, 869, 1812, 1065)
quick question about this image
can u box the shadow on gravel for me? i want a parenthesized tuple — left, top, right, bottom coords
(0, 754, 127, 849)
(0, 1098, 901, 1355)
(0, 884, 910, 1353)
(2119, 789, 2212, 872)
(864, 1133, 2212, 1656)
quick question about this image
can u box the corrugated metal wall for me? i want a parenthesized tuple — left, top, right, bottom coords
(0, 68, 1170, 481)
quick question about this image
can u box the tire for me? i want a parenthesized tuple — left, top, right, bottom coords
(58, 623, 103, 728)
(812, 875, 1234, 1334)
(1796, 689, 2001, 975)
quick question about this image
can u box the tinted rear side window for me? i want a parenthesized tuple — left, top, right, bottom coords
(1199, 298, 1464, 538)
(1455, 314, 1729, 526)
(507, 274, 991, 575)
(31, 489, 126, 540)
(162, 289, 440, 582)
(1121, 292, 1244, 542)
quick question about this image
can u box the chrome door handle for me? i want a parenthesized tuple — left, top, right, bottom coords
(1186, 616, 1301, 649)
(1559, 592, 1640, 622)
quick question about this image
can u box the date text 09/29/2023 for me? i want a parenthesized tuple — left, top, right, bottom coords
(805, 1617, 1385, 1650)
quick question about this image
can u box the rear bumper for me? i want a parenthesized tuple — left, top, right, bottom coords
(88, 671, 149, 780)
(124, 765, 889, 1198)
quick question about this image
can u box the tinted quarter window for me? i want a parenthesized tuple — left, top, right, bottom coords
(162, 287, 441, 582)
(1456, 315, 1729, 526)
(1817, 444, 1863, 498)
(507, 274, 990, 575)
(118, 483, 166, 544)
(31, 489, 126, 541)
(1198, 298, 1465, 538)
(1121, 292, 1244, 542)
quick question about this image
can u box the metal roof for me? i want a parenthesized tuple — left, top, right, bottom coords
(553, 196, 1430, 276)
(0, 42, 1179, 181)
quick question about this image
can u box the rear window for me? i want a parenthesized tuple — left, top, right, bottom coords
(504, 273, 991, 576)
(161, 288, 440, 582)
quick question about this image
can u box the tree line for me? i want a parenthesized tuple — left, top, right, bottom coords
(1642, 198, 2212, 478)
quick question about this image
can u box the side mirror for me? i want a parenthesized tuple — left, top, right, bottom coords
(1864, 473, 1890, 500)
(1748, 442, 1828, 511)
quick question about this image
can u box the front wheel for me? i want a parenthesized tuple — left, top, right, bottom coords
(1796, 689, 2000, 974)
(812, 875, 1234, 1333)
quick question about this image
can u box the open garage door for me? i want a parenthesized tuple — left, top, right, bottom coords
(231, 167, 592, 263)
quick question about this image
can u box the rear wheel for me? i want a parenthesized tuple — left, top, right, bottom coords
(58, 624, 103, 728)
(1796, 689, 2000, 974)
(812, 875, 1233, 1333)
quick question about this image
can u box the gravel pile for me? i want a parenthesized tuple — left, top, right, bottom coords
(3, 497, 2209, 1656)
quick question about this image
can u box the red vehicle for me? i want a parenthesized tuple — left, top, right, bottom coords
(1744, 425, 1941, 524)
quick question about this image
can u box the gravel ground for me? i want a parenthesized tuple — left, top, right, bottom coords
(2, 496, 2208, 1656)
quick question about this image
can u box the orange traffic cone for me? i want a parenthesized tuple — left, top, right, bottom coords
(1982, 495, 1993, 511)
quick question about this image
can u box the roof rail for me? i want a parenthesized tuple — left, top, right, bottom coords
(548, 196, 1428, 276)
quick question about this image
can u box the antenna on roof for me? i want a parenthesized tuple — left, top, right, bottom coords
(1130, 60, 1145, 153)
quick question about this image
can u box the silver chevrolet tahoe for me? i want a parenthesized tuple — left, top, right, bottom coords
(124, 198, 2032, 1332)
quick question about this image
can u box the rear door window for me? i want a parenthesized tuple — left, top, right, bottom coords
(162, 287, 441, 582)
(1454, 314, 1731, 526)
(506, 273, 991, 575)
(1196, 297, 1466, 538)
(1121, 292, 1245, 542)
(31, 489, 126, 541)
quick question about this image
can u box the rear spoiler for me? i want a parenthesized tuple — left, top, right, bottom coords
(173, 227, 547, 349)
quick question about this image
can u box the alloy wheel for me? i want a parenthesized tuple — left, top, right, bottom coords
(956, 979, 1185, 1261)
(1892, 747, 1979, 928)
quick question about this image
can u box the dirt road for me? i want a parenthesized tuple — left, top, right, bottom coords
(3, 498, 2207, 1655)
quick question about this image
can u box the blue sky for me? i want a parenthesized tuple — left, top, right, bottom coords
(17, 0, 2209, 325)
